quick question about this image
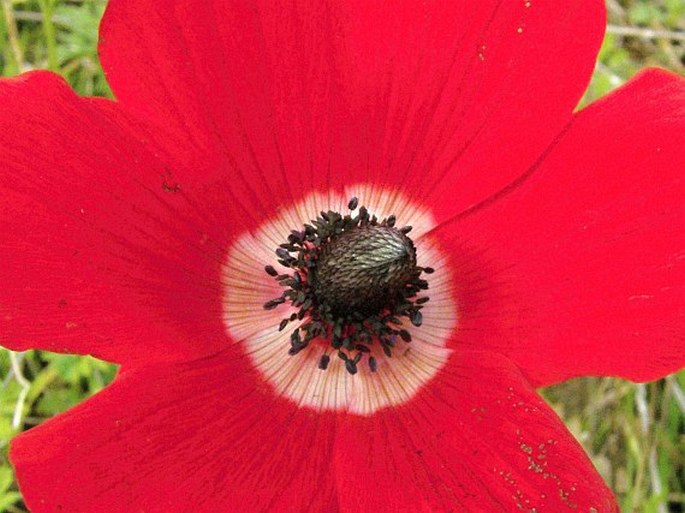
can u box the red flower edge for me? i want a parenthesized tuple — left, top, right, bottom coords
(0, 1, 682, 511)
(12, 349, 617, 512)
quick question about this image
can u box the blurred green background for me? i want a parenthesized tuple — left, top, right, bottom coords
(0, 0, 684, 512)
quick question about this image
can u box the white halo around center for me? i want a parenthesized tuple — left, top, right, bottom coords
(222, 184, 455, 415)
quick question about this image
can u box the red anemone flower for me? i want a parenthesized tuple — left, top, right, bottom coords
(1, 1, 684, 512)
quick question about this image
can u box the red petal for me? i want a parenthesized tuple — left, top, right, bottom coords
(99, 0, 605, 227)
(439, 69, 685, 386)
(334, 351, 618, 513)
(0, 72, 229, 365)
(11, 351, 338, 512)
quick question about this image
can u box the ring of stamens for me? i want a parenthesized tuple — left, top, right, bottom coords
(263, 197, 434, 375)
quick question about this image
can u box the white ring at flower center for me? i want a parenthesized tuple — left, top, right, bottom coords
(221, 184, 455, 415)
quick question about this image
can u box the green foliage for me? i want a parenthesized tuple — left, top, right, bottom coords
(580, 0, 684, 105)
(0, 0, 109, 95)
(0, 350, 117, 512)
(1, 1, 684, 512)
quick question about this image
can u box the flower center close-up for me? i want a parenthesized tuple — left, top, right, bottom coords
(222, 185, 455, 415)
(2, 0, 684, 511)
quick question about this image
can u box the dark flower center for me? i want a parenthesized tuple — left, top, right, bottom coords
(263, 198, 433, 375)
(314, 224, 417, 316)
